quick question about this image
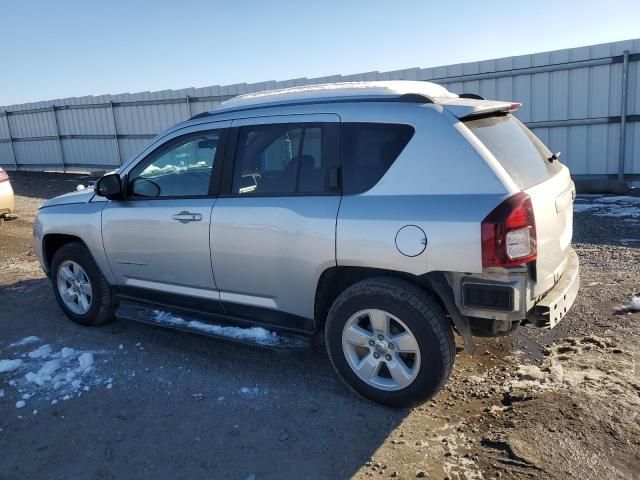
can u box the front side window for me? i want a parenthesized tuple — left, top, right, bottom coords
(233, 123, 327, 195)
(129, 131, 220, 197)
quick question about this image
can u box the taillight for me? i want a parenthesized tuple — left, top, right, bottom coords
(481, 192, 536, 268)
(0, 168, 9, 183)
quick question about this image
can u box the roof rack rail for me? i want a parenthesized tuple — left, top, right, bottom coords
(459, 93, 485, 100)
(187, 92, 433, 120)
(190, 111, 211, 120)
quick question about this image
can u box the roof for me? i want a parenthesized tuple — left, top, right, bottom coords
(204, 81, 459, 115)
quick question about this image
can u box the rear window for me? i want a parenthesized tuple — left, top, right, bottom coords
(341, 123, 414, 194)
(465, 114, 562, 189)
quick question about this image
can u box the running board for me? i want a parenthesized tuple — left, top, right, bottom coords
(116, 300, 310, 351)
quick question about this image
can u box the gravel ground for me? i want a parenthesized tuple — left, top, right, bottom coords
(0, 172, 639, 480)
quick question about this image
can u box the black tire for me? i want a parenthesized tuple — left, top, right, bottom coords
(325, 277, 455, 408)
(50, 242, 115, 326)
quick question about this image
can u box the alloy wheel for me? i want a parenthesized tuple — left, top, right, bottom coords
(341, 309, 421, 391)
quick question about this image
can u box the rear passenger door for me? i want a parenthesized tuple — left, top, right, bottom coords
(210, 114, 341, 331)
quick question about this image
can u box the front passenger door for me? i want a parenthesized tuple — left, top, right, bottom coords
(102, 125, 227, 309)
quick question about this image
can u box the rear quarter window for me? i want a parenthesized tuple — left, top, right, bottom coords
(341, 123, 414, 194)
(464, 114, 563, 189)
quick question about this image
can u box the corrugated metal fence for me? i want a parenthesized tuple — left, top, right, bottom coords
(1, 38, 639, 182)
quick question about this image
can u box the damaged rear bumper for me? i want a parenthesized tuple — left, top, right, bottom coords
(528, 249, 580, 328)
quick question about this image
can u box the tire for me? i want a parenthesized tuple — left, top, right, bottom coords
(325, 277, 455, 408)
(50, 242, 115, 326)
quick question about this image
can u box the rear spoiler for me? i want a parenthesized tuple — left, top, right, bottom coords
(441, 98, 521, 120)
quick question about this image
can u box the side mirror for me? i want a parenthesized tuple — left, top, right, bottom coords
(94, 173, 123, 199)
(130, 177, 161, 198)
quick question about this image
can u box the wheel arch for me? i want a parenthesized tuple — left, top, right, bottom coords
(314, 266, 448, 333)
(42, 234, 89, 273)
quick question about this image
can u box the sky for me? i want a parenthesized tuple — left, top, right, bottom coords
(1, 0, 638, 106)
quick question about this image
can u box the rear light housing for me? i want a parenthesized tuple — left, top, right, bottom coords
(0, 168, 9, 183)
(481, 192, 536, 268)
(508, 102, 522, 113)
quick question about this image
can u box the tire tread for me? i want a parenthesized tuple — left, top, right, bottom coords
(325, 276, 455, 407)
(51, 242, 114, 326)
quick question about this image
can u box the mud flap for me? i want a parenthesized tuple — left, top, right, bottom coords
(427, 273, 476, 354)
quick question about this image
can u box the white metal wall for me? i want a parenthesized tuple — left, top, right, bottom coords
(1, 38, 638, 182)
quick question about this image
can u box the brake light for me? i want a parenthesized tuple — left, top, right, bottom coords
(508, 102, 521, 112)
(0, 168, 9, 183)
(481, 192, 536, 268)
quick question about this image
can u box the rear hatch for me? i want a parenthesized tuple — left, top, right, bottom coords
(461, 109, 574, 297)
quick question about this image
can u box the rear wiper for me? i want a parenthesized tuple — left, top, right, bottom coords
(548, 151, 561, 163)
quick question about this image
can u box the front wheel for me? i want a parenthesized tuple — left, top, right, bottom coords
(325, 277, 455, 408)
(51, 242, 115, 326)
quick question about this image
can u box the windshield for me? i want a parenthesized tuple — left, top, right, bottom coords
(465, 114, 563, 189)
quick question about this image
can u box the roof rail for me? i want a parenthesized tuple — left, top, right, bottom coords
(188, 93, 433, 120)
(190, 111, 211, 120)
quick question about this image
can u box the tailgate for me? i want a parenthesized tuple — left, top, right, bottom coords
(463, 111, 574, 296)
(525, 168, 575, 296)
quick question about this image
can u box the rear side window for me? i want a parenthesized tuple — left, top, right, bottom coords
(233, 123, 334, 195)
(464, 114, 562, 189)
(341, 123, 414, 194)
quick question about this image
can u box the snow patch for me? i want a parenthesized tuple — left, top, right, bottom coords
(619, 238, 640, 246)
(2, 342, 113, 409)
(239, 387, 259, 395)
(631, 296, 640, 312)
(574, 195, 640, 220)
(78, 352, 94, 370)
(39, 359, 62, 376)
(595, 195, 640, 204)
(27, 344, 52, 359)
(573, 203, 608, 213)
(153, 310, 280, 345)
(15, 400, 26, 409)
(61, 347, 75, 358)
(0, 359, 23, 373)
(8, 336, 40, 348)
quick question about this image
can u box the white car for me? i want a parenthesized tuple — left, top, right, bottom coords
(0, 167, 15, 221)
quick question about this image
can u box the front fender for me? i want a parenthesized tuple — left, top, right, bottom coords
(34, 203, 114, 284)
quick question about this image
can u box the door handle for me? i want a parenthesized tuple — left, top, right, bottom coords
(172, 211, 203, 223)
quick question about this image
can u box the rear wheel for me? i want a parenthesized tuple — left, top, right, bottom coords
(325, 277, 454, 408)
(51, 242, 115, 326)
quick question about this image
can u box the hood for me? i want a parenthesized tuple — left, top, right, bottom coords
(41, 189, 96, 208)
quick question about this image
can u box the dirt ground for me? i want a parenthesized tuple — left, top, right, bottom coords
(0, 172, 639, 480)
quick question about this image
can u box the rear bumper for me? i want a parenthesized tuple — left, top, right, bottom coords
(449, 247, 580, 330)
(528, 248, 579, 328)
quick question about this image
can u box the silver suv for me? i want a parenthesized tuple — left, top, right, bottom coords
(33, 81, 579, 407)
